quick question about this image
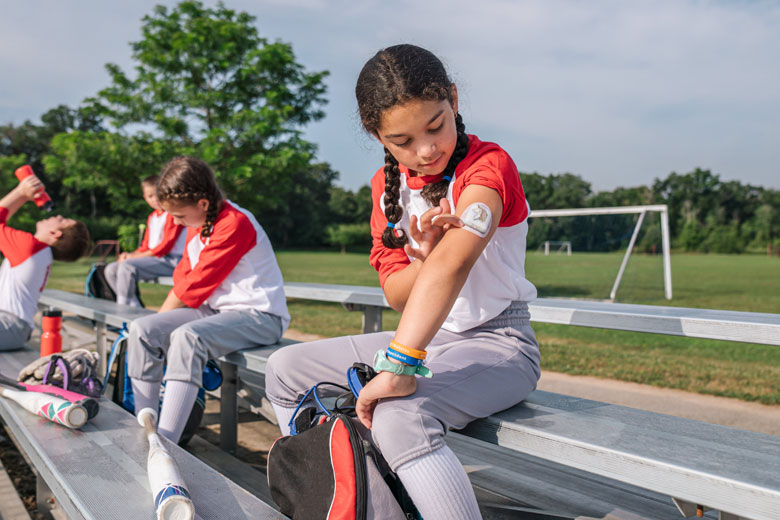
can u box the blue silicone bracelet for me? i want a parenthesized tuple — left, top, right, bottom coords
(386, 347, 423, 366)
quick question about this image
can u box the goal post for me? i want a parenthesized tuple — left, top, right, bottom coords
(528, 204, 672, 300)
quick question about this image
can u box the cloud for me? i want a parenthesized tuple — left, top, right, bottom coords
(1, 0, 778, 190)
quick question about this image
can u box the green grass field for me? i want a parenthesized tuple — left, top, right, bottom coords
(47, 251, 780, 404)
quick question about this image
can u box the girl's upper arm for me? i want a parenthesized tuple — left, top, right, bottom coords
(436, 184, 504, 266)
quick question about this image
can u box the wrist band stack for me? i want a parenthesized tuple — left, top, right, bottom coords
(386, 340, 426, 366)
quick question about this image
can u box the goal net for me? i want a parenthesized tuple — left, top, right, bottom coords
(526, 205, 672, 301)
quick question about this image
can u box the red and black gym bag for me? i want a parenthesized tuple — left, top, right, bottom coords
(267, 365, 418, 520)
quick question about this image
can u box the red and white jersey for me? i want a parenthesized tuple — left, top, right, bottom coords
(173, 201, 289, 331)
(0, 208, 53, 328)
(369, 135, 537, 332)
(138, 210, 186, 258)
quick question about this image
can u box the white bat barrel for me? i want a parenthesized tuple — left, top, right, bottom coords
(1, 388, 88, 429)
(138, 408, 195, 520)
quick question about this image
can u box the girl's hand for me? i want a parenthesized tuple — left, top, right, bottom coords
(18, 176, 44, 201)
(404, 198, 463, 261)
(117, 252, 130, 262)
(355, 371, 417, 429)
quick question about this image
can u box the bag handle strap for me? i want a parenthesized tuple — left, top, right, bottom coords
(43, 355, 71, 390)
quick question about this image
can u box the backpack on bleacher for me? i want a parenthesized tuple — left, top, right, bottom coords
(85, 262, 144, 308)
(267, 364, 419, 520)
(103, 326, 223, 446)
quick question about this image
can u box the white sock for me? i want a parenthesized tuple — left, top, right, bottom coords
(395, 445, 482, 520)
(131, 378, 161, 416)
(157, 380, 200, 443)
(271, 402, 297, 436)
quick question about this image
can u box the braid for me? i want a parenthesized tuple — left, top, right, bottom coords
(420, 113, 469, 207)
(156, 156, 224, 239)
(382, 147, 408, 249)
(200, 192, 222, 239)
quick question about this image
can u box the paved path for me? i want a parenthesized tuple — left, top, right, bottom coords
(537, 371, 780, 436)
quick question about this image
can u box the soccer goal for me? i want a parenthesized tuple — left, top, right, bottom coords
(540, 240, 572, 256)
(528, 204, 672, 300)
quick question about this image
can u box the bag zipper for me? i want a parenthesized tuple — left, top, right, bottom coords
(337, 414, 367, 520)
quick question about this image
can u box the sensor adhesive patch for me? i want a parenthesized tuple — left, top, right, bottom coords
(461, 202, 492, 238)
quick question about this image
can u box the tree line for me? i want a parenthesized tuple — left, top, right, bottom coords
(1, 1, 777, 255)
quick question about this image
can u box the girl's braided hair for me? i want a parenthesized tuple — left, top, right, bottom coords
(355, 44, 470, 249)
(157, 156, 223, 239)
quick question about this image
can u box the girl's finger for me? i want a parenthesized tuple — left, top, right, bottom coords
(356, 397, 373, 429)
(418, 205, 443, 232)
(407, 215, 422, 242)
(432, 215, 463, 228)
(404, 244, 424, 260)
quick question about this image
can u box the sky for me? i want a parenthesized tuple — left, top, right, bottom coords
(1, 0, 779, 192)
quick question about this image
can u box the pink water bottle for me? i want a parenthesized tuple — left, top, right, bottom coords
(14, 165, 53, 211)
(41, 309, 63, 357)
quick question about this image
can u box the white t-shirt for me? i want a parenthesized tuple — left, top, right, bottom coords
(0, 208, 53, 327)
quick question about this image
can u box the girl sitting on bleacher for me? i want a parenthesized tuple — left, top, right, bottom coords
(126, 156, 289, 444)
(265, 44, 540, 519)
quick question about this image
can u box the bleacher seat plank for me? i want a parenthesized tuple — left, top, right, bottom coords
(529, 298, 780, 345)
(39, 289, 153, 329)
(0, 457, 31, 520)
(0, 350, 284, 520)
(149, 282, 780, 345)
(448, 433, 716, 520)
(459, 391, 780, 520)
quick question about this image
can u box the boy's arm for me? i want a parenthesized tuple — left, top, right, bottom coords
(0, 177, 48, 262)
(0, 176, 42, 220)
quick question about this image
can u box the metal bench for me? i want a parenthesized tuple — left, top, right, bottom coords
(37, 288, 296, 453)
(41, 286, 780, 519)
(153, 278, 780, 345)
(0, 348, 284, 520)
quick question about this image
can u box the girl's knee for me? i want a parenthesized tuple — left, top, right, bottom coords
(370, 405, 445, 470)
(128, 315, 154, 343)
(265, 348, 300, 400)
(266, 348, 296, 378)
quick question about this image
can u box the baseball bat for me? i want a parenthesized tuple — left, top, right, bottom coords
(137, 408, 195, 520)
(0, 374, 99, 420)
(0, 387, 88, 429)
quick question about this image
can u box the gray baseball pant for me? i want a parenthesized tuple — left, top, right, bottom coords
(265, 301, 540, 470)
(0, 310, 32, 351)
(104, 255, 180, 307)
(126, 306, 283, 386)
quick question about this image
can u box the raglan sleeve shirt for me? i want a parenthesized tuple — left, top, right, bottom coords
(149, 213, 184, 257)
(172, 211, 257, 308)
(450, 139, 529, 228)
(136, 212, 153, 253)
(0, 207, 48, 266)
(369, 168, 411, 288)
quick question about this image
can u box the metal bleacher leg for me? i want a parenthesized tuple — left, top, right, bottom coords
(95, 321, 107, 376)
(362, 305, 383, 333)
(219, 361, 238, 454)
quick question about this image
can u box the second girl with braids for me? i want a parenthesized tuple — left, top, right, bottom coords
(266, 44, 539, 519)
(127, 156, 289, 444)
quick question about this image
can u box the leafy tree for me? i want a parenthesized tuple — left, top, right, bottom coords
(326, 223, 371, 254)
(84, 0, 330, 245)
